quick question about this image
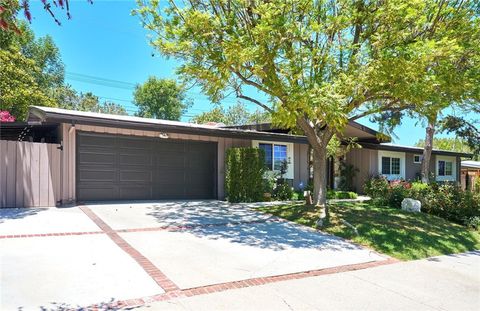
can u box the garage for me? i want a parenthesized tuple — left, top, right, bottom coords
(76, 132, 217, 201)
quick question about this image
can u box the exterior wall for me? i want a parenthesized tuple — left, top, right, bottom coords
(294, 143, 309, 189)
(345, 148, 378, 193)
(0, 140, 61, 207)
(64, 124, 310, 201)
(405, 153, 436, 181)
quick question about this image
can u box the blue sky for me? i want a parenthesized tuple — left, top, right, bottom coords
(26, 1, 476, 146)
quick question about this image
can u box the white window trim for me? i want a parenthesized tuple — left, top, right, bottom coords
(378, 150, 406, 180)
(252, 140, 294, 180)
(436, 155, 456, 182)
(413, 154, 422, 164)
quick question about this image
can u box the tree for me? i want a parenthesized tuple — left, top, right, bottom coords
(441, 116, 480, 160)
(415, 137, 474, 155)
(56, 87, 127, 115)
(0, 19, 64, 120)
(135, 0, 478, 217)
(192, 102, 270, 125)
(0, 0, 93, 30)
(0, 47, 55, 119)
(133, 77, 191, 120)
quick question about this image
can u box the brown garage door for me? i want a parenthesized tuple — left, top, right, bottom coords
(76, 132, 216, 201)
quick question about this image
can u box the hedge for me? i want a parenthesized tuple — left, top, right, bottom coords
(225, 147, 265, 203)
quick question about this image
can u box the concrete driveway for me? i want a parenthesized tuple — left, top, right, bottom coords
(0, 201, 388, 309)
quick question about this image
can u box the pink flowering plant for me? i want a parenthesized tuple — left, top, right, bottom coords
(0, 111, 15, 122)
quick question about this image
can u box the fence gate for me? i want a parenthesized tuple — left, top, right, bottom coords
(0, 141, 61, 208)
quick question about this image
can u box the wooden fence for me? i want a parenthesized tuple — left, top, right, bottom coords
(0, 141, 61, 208)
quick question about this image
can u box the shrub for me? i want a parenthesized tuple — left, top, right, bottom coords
(273, 183, 294, 201)
(327, 190, 358, 199)
(474, 177, 480, 194)
(225, 147, 265, 203)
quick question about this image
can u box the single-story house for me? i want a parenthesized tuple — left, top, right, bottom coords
(0, 106, 471, 207)
(461, 160, 480, 191)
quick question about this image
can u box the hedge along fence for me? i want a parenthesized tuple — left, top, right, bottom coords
(225, 147, 265, 203)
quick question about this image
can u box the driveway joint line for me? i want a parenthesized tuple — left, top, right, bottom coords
(79, 205, 180, 293)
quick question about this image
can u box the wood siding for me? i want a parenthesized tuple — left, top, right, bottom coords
(346, 148, 378, 193)
(0, 141, 61, 208)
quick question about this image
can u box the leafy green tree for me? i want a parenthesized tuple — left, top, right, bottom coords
(56, 88, 127, 115)
(133, 77, 191, 120)
(0, 19, 64, 120)
(415, 137, 476, 159)
(135, 0, 478, 215)
(0, 48, 55, 119)
(192, 103, 270, 125)
(440, 116, 480, 160)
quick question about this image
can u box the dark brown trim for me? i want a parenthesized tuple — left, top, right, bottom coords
(360, 142, 472, 158)
(31, 108, 308, 144)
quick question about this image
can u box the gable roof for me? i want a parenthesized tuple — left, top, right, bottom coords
(27, 106, 309, 144)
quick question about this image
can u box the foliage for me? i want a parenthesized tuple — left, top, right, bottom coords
(474, 177, 480, 194)
(0, 0, 92, 30)
(441, 116, 480, 159)
(56, 88, 127, 115)
(0, 111, 15, 122)
(134, 0, 479, 206)
(365, 177, 480, 227)
(327, 190, 358, 200)
(191, 102, 270, 126)
(258, 202, 480, 260)
(415, 137, 474, 156)
(0, 47, 55, 119)
(338, 162, 359, 192)
(225, 147, 265, 203)
(133, 77, 191, 120)
(273, 183, 294, 201)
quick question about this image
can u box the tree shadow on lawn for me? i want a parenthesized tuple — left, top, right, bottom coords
(144, 200, 362, 252)
(0, 208, 45, 224)
(328, 202, 480, 260)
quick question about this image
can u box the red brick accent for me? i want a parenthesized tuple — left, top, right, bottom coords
(0, 231, 103, 239)
(83, 257, 399, 309)
(79, 206, 180, 292)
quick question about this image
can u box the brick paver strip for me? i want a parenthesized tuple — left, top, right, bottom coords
(86, 257, 399, 309)
(79, 206, 180, 292)
(0, 231, 104, 239)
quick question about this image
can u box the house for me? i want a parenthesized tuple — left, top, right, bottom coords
(0, 106, 470, 207)
(461, 160, 480, 191)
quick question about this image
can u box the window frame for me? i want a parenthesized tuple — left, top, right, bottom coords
(435, 155, 457, 182)
(413, 155, 422, 164)
(252, 140, 294, 179)
(378, 150, 405, 180)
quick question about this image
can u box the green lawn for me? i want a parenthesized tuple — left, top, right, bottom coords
(257, 202, 480, 260)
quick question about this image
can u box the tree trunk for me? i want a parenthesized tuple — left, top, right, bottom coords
(296, 117, 333, 227)
(312, 147, 328, 207)
(421, 116, 437, 183)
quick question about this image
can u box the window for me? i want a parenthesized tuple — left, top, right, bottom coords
(382, 157, 391, 174)
(414, 155, 422, 163)
(259, 143, 288, 171)
(438, 160, 453, 176)
(259, 143, 273, 170)
(273, 145, 287, 170)
(381, 157, 401, 175)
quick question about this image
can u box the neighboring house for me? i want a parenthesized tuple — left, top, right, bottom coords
(461, 160, 480, 191)
(0, 106, 471, 207)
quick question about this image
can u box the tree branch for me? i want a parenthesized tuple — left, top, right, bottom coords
(236, 93, 273, 113)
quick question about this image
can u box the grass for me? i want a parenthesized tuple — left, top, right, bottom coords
(257, 201, 480, 260)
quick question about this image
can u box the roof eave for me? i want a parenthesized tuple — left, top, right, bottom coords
(39, 111, 309, 144)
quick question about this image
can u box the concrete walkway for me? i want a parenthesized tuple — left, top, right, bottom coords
(143, 250, 480, 311)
